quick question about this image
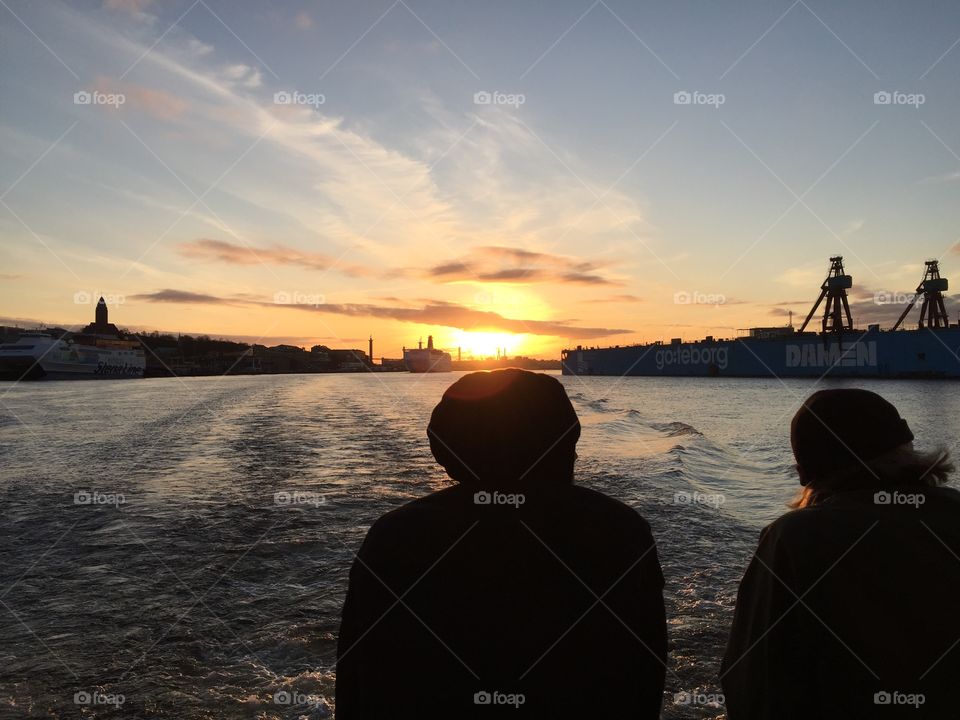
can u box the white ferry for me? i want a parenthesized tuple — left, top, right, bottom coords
(402, 335, 452, 373)
(0, 298, 145, 380)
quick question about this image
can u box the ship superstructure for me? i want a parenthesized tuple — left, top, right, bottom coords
(403, 335, 452, 373)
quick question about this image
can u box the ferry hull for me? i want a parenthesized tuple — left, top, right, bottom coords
(403, 354, 453, 373)
(0, 337, 145, 381)
(0, 359, 144, 381)
(562, 328, 960, 379)
(0, 356, 45, 381)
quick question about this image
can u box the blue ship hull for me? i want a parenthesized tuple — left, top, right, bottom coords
(561, 327, 960, 378)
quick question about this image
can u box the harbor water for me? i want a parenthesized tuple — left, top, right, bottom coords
(1, 373, 958, 718)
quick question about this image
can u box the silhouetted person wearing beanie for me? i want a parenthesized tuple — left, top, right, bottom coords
(336, 369, 667, 718)
(722, 389, 960, 719)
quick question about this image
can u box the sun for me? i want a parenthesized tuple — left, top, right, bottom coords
(452, 331, 522, 358)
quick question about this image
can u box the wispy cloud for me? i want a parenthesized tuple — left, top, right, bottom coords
(918, 170, 960, 185)
(180, 238, 619, 287)
(103, 0, 154, 15)
(584, 294, 642, 303)
(93, 76, 191, 122)
(131, 289, 633, 338)
(771, 299, 811, 306)
(177, 238, 376, 277)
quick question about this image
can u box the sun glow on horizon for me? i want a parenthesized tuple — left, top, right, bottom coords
(451, 330, 526, 358)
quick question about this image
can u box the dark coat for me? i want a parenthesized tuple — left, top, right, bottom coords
(336, 483, 667, 719)
(722, 485, 960, 719)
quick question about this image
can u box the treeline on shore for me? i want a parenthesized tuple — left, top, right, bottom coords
(135, 331, 372, 376)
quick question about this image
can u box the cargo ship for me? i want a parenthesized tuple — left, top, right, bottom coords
(403, 335, 452, 373)
(0, 297, 145, 380)
(562, 257, 960, 379)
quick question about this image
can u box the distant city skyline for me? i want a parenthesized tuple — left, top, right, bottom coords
(3, 0, 960, 357)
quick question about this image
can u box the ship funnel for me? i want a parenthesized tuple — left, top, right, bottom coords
(427, 335, 434, 350)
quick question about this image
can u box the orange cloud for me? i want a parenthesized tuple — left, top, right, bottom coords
(92, 76, 189, 121)
(131, 289, 633, 339)
(124, 84, 189, 121)
(295, 11, 313, 29)
(424, 245, 621, 286)
(103, 0, 153, 14)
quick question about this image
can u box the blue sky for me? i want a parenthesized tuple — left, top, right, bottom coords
(2, 0, 960, 356)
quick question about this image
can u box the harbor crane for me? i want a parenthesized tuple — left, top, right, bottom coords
(799, 256, 854, 334)
(891, 260, 950, 330)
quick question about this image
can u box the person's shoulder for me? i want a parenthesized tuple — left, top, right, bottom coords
(761, 494, 867, 534)
(760, 485, 960, 541)
(564, 484, 653, 532)
(369, 485, 464, 527)
(761, 506, 816, 539)
(922, 484, 960, 506)
(356, 486, 467, 558)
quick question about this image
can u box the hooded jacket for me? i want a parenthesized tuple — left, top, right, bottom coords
(335, 482, 667, 719)
(722, 485, 960, 719)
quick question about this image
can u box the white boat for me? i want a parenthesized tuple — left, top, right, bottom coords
(0, 333, 145, 380)
(403, 335, 452, 373)
(0, 298, 145, 380)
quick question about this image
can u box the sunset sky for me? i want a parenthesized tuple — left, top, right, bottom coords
(2, 0, 960, 358)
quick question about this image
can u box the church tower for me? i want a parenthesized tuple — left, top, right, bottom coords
(81, 296, 120, 337)
(95, 296, 108, 329)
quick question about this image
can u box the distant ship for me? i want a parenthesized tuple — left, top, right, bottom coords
(563, 257, 960, 379)
(0, 297, 145, 380)
(403, 335, 452, 373)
